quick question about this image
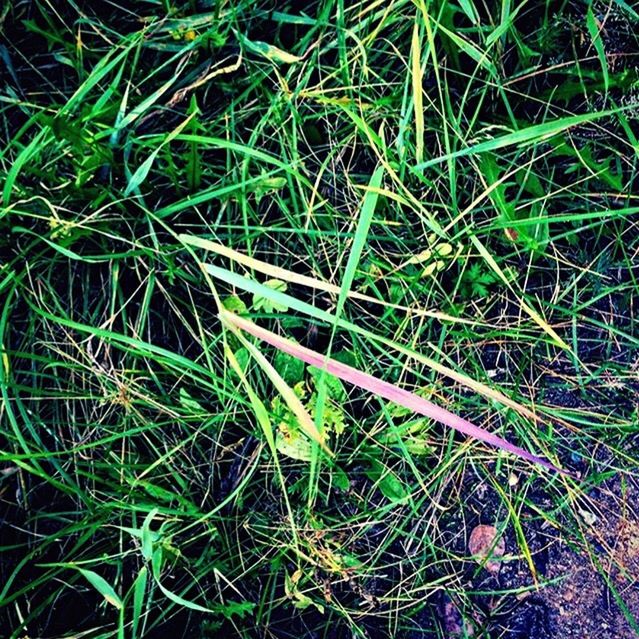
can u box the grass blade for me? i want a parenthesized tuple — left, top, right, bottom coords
(414, 105, 631, 171)
(221, 311, 571, 476)
(202, 261, 548, 426)
(411, 23, 424, 164)
(181, 234, 471, 324)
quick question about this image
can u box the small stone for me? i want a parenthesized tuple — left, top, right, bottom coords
(579, 509, 597, 526)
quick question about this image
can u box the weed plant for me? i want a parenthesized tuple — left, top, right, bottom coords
(1, 1, 638, 637)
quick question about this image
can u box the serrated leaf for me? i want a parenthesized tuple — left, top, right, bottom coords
(215, 600, 256, 620)
(307, 365, 346, 401)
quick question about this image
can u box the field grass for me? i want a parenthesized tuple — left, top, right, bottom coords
(1, 1, 638, 637)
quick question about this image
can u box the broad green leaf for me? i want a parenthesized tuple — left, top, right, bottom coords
(274, 348, 305, 385)
(214, 600, 256, 620)
(77, 568, 123, 610)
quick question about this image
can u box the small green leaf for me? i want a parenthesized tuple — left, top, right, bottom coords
(236, 31, 301, 64)
(252, 279, 289, 313)
(284, 571, 324, 613)
(402, 437, 433, 455)
(179, 388, 205, 413)
(307, 365, 346, 401)
(223, 295, 248, 315)
(276, 428, 313, 461)
(331, 466, 350, 491)
(274, 348, 305, 385)
(254, 175, 287, 202)
(366, 459, 408, 502)
(77, 568, 123, 610)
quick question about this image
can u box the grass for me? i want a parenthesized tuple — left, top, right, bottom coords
(1, 1, 638, 637)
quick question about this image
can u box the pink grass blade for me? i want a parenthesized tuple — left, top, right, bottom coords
(221, 310, 572, 476)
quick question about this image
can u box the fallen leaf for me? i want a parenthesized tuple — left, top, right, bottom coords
(468, 524, 505, 574)
(440, 593, 475, 638)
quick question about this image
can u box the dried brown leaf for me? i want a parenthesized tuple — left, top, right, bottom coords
(468, 524, 505, 574)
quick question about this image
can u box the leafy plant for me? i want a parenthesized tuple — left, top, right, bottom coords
(252, 279, 289, 313)
(460, 261, 500, 299)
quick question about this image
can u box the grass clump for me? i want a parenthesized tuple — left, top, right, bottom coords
(1, 1, 638, 637)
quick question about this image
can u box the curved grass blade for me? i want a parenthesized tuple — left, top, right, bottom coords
(221, 311, 572, 476)
(180, 234, 470, 324)
(202, 262, 545, 426)
(413, 105, 632, 172)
